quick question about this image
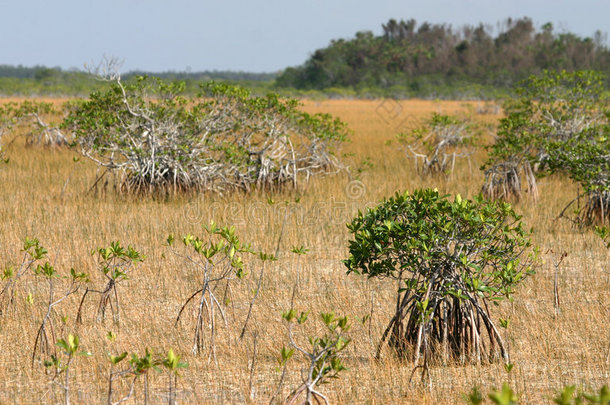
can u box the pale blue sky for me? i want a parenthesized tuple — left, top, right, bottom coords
(1, 0, 608, 73)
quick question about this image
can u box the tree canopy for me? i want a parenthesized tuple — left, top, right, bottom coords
(276, 18, 610, 92)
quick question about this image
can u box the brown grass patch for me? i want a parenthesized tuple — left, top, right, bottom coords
(0, 98, 607, 404)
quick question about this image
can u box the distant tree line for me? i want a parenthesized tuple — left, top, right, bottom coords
(123, 70, 277, 82)
(0, 65, 276, 82)
(0, 65, 66, 79)
(0, 65, 108, 96)
(275, 17, 610, 90)
(0, 65, 277, 96)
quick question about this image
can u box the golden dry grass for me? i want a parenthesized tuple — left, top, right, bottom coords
(0, 98, 608, 404)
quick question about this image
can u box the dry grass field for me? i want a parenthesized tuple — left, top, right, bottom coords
(0, 98, 608, 404)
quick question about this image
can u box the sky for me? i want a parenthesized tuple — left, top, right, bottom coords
(1, 0, 609, 73)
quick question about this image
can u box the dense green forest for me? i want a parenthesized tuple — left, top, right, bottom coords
(276, 17, 610, 97)
(1, 17, 609, 98)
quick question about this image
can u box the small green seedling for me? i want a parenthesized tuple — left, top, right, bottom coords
(170, 221, 255, 359)
(0, 237, 48, 315)
(277, 310, 351, 405)
(161, 349, 189, 405)
(32, 261, 89, 367)
(488, 383, 518, 405)
(106, 350, 132, 405)
(76, 241, 143, 324)
(44, 334, 90, 405)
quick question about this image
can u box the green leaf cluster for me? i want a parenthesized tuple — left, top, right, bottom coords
(44, 333, 90, 372)
(94, 241, 143, 282)
(344, 189, 536, 301)
(179, 220, 254, 279)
